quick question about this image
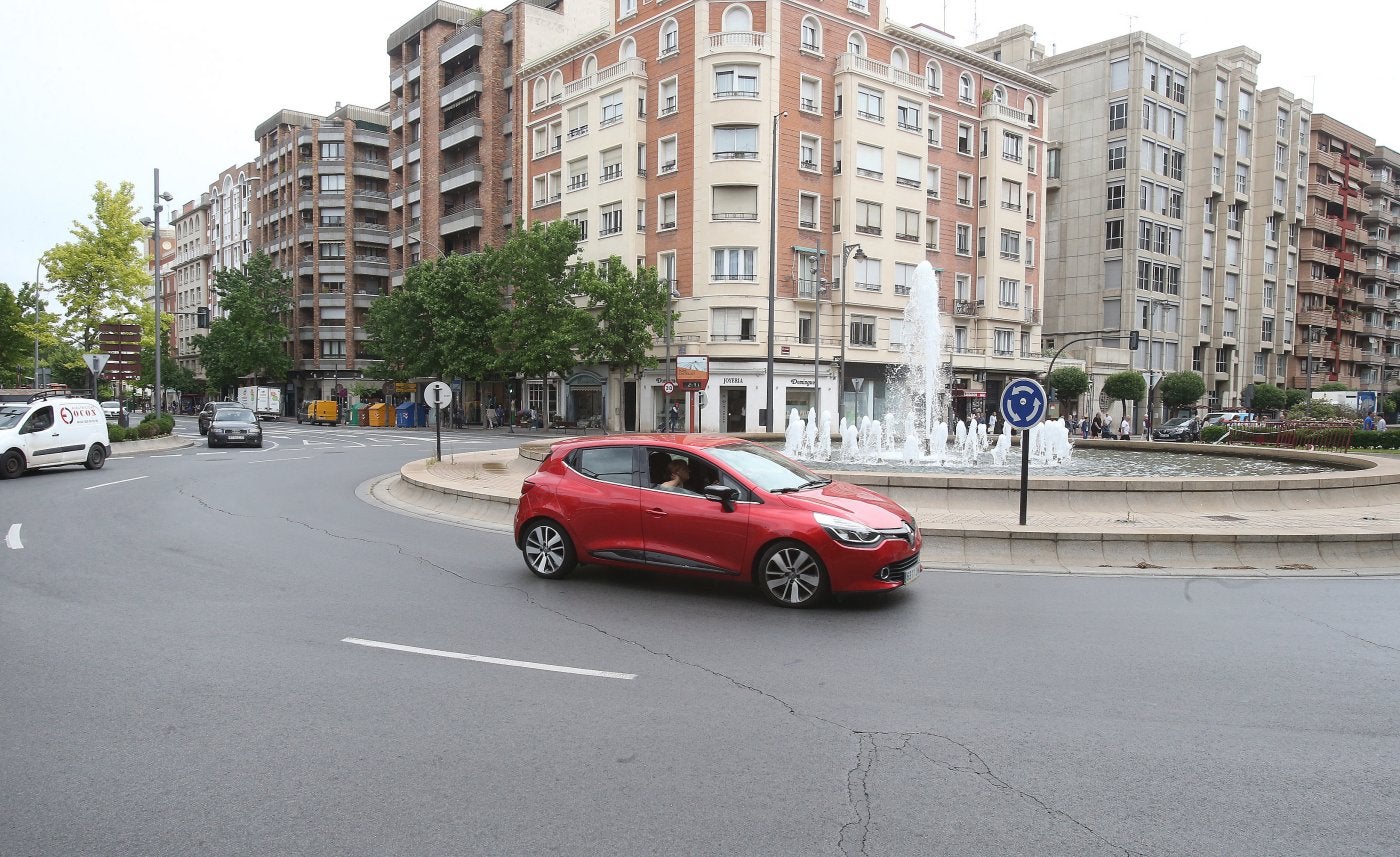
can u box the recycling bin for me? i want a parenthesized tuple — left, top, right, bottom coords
(396, 401, 415, 428)
(367, 403, 388, 427)
(348, 403, 363, 426)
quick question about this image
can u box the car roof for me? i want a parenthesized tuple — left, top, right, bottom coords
(549, 433, 749, 454)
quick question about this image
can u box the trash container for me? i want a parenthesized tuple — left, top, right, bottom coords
(396, 401, 415, 428)
(348, 403, 363, 426)
(367, 403, 388, 427)
(414, 402, 428, 427)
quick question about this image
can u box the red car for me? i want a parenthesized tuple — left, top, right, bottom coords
(513, 434, 922, 607)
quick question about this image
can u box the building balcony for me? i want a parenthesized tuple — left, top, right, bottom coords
(440, 24, 483, 64)
(352, 257, 390, 276)
(353, 159, 390, 181)
(353, 128, 389, 148)
(980, 100, 1034, 130)
(441, 71, 484, 109)
(440, 115, 483, 150)
(317, 260, 346, 276)
(564, 57, 647, 101)
(440, 204, 484, 235)
(705, 31, 772, 57)
(835, 52, 925, 96)
(440, 160, 485, 193)
(952, 299, 980, 317)
(354, 224, 390, 244)
(352, 190, 390, 212)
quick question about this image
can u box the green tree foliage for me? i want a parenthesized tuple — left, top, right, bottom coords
(41, 181, 150, 354)
(1286, 399, 1358, 421)
(136, 342, 196, 396)
(1157, 371, 1206, 412)
(1044, 367, 1089, 407)
(363, 263, 447, 381)
(1318, 381, 1350, 392)
(1284, 388, 1309, 409)
(192, 253, 292, 388)
(575, 255, 670, 377)
(0, 284, 31, 385)
(1249, 383, 1287, 415)
(1101, 370, 1146, 421)
(494, 220, 594, 383)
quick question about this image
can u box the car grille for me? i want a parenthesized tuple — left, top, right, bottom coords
(880, 554, 922, 583)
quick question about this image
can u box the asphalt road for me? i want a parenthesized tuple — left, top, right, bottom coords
(2, 418, 1397, 856)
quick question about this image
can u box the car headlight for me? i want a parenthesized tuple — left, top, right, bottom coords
(814, 512, 883, 547)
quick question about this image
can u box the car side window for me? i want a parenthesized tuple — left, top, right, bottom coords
(571, 446, 639, 486)
(23, 406, 53, 434)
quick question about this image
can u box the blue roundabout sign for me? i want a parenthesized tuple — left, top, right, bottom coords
(1000, 378, 1047, 430)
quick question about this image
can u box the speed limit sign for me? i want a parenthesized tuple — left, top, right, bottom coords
(663, 381, 676, 394)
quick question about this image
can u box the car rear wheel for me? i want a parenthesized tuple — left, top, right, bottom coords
(757, 540, 829, 608)
(1, 450, 24, 480)
(522, 519, 577, 579)
(83, 444, 106, 470)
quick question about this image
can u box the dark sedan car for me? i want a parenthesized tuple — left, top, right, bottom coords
(206, 407, 263, 448)
(1151, 416, 1200, 442)
(197, 401, 242, 435)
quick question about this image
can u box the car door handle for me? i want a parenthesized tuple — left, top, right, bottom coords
(646, 508, 668, 518)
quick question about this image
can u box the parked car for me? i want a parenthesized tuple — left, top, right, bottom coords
(197, 401, 242, 435)
(1151, 416, 1200, 442)
(513, 434, 922, 608)
(100, 401, 123, 421)
(0, 391, 110, 479)
(206, 407, 262, 448)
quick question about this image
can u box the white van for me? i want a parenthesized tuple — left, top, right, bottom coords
(0, 392, 112, 479)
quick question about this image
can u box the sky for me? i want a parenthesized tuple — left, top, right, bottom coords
(3, 0, 1397, 298)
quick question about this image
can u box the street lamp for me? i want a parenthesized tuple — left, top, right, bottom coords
(32, 259, 43, 389)
(837, 242, 866, 420)
(1305, 324, 1322, 399)
(138, 168, 174, 419)
(1144, 298, 1171, 439)
(764, 110, 787, 432)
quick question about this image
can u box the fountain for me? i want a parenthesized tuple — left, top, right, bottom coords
(782, 260, 1074, 470)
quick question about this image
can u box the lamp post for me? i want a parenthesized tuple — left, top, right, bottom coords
(764, 111, 787, 432)
(1305, 324, 1321, 399)
(837, 242, 865, 421)
(1144, 298, 1170, 440)
(138, 168, 174, 419)
(32, 259, 43, 389)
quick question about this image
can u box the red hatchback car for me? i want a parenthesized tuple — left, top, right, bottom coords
(513, 434, 922, 607)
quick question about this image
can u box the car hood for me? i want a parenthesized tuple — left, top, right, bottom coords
(772, 480, 912, 527)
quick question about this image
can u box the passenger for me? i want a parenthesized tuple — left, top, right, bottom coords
(661, 459, 691, 490)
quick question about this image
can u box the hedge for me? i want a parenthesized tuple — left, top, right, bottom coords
(108, 413, 175, 443)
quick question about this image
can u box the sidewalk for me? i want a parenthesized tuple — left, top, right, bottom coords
(365, 439, 1400, 577)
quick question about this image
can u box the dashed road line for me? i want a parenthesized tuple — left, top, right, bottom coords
(342, 637, 637, 680)
(85, 476, 149, 490)
(5, 523, 21, 550)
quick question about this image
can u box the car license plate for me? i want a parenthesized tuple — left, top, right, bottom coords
(904, 564, 921, 585)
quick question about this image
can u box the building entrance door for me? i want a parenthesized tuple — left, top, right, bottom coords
(722, 387, 746, 433)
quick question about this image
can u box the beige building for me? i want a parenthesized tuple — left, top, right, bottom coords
(519, 1, 1053, 432)
(168, 197, 214, 390)
(979, 29, 1311, 424)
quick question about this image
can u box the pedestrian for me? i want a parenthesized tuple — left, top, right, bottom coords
(1363, 413, 1375, 431)
(1080, 416, 1089, 439)
(1379, 415, 1389, 432)
(484, 403, 495, 429)
(1120, 416, 1131, 440)
(987, 412, 997, 435)
(496, 404, 506, 428)
(668, 402, 680, 432)
(1091, 413, 1103, 437)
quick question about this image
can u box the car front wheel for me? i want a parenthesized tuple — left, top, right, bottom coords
(757, 540, 829, 608)
(522, 519, 577, 579)
(84, 444, 106, 470)
(1, 450, 24, 480)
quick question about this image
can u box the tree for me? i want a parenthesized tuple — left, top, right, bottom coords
(1045, 367, 1089, 411)
(1101, 371, 1146, 423)
(575, 255, 670, 379)
(1250, 383, 1287, 415)
(493, 220, 594, 393)
(137, 342, 196, 398)
(0, 285, 30, 385)
(363, 262, 449, 382)
(1318, 381, 1350, 392)
(1284, 388, 1309, 409)
(192, 253, 293, 388)
(41, 181, 150, 355)
(1157, 371, 1206, 413)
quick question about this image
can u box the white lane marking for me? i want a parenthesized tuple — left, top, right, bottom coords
(149, 454, 183, 458)
(84, 476, 150, 490)
(196, 451, 228, 456)
(248, 455, 313, 464)
(5, 524, 21, 549)
(342, 637, 637, 680)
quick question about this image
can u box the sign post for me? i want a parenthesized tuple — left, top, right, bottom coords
(425, 380, 453, 462)
(676, 356, 709, 433)
(81, 353, 110, 399)
(1000, 377, 1047, 526)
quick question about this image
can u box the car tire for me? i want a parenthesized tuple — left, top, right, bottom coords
(208, 437, 218, 448)
(253, 439, 262, 448)
(1, 450, 25, 480)
(83, 444, 106, 471)
(522, 519, 577, 579)
(757, 540, 829, 608)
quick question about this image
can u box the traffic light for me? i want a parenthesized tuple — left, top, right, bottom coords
(1128, 330, 1141, 350)
(196, 306, 210, 328)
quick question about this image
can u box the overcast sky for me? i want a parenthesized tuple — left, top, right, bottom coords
(3, 0, 1396, 296)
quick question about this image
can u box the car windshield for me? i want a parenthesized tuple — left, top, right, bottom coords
(1162, 417, 1192, 427)
(101, 401, 119, 409)
(706, 440, 827, 492)
(0, 406, 27, 430)
(214, 409, 255, 423)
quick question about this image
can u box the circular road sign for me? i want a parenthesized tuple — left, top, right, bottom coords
(663, 381, 677, 394)
(424, 380, 453, 409)
(1000, 378, 1047, 430)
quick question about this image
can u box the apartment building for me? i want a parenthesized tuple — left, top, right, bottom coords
(168, 196, 213, 390)
(209, 162, 258, 314)
(980, 29, 1311, 422)
(519, 0, 1052, 432)
(1297, 117, 1400, 395)
(252, 104, 391, 405)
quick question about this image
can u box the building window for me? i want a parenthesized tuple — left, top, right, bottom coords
(800, 76, 821, 114)
(927, 165, 941, 198)
(799, 134, 820, 170)
(320, 242, 345, 259)
(855, 199, 882, 236)
(320, 141, 344, 160)
(958, 73, 973, 103)
(319, 207, 345, 227)
(855, 142, 883, 179)
(713, 247, 756, 280)
(999, 230, 1021, 261)
(896, 98, 921, 132)
(712, 307, 756, 341)
(714, 64, 759, 98)
(853, 257, 880, 291)
(847, 31, 865, 55)
(659, 77, 679, 116)
(800, 16, 821, 52)
(896, 152, 921, 188)
(1107, 182, 1125, 211)
(957, 123, 972, 155)
(925, 218, 939, 251)
(712, 185, 758, 221)
(1001, 132, 1023, 163)
(567, 210, 588, 239)
(319, 174, 345, 192)
(799, 192, 819, 229)
(659, 136, 678, 173)
(722, 4, 751, 31)
(1107, 141, 1126, 171)
(713, 124, 759, 159)
(849, 314, 876, 346)
(601, 147, 623, 183)
(567, 104, 589, 139)
(856, 86, 884, 121)
(321, 339, 346, 358)
(955, 223, 971, 256)
(926, 61, 941, 93)
(599, 203, 623, 237)
(998, 277, 1019, 307)
(994, 328, 1015, 356)
(955, 174, 972, 206)
(896, 208, 920, 242)
(600, 90, 624, 127)
(658, 193, 677, 230)
(1105, 219, 1124, 250)
(660, 19, 679, 56)
(567, 157, 588, 191)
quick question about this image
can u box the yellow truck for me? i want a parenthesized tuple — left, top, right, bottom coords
(297, 400, 339, 426)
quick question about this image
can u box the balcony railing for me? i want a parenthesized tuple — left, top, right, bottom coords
(706, 32, 770, 55)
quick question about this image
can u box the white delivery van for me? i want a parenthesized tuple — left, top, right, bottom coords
(0, 392, 112, 479)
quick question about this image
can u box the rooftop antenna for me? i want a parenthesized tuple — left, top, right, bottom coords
(1126, 14, 1137, 31)
(970, 0, 979, 41)
(1178, 32, 1186, 48)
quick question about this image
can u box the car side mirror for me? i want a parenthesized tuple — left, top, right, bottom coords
(702, 484, 739, 512)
